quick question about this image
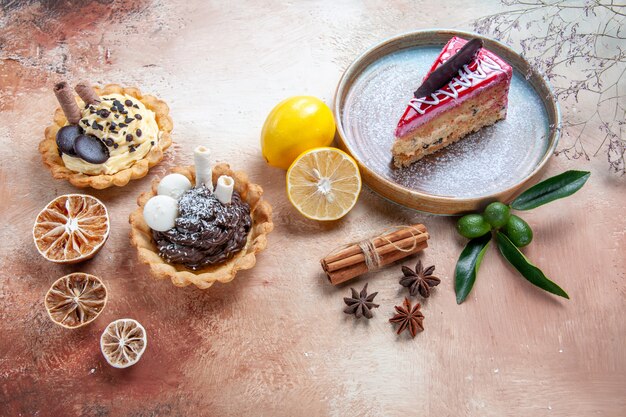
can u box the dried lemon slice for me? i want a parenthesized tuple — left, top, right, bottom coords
(33, 194, 110, 264)
(286, 147, 361, 221)
(44, 273, 108, 329)
(100, 319, 147, 368)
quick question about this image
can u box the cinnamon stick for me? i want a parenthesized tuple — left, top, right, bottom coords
(53, 82, 81, 124)
(321, 224, 430, 285)
(325, 235, 429, 272)
(324, 224, 427, 265)
(75, 81, 101, 106)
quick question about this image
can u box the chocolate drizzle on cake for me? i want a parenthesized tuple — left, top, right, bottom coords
(152, 186, 252, 270)
(413, 38, 483, 99)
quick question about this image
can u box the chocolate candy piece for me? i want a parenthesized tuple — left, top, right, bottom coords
(56, 125, 83, 156)
(74, 134, 110, 164)
(414, 38, 484, 99)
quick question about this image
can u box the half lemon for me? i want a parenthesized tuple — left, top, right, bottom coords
(286, 147, 361, 221)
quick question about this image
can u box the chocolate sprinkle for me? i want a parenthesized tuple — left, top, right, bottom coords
(136, 128, 142, 137)
(152, 187, 252, 269)
(133, 104, 139, 109)
(125, 99, 133, 106)
(97, 109, 110, 118)
(129, 145, 136, 152)
(118, 123, 128, 128)
(135, 114, 142, 120)
(104, 138, 114, 147)
(413, 38, 484, 99)
(126, 134, 133, 142)
(124, 117, 134, 124)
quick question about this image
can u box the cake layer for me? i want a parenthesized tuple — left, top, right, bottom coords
(395, 37, 512, 139)
(392, 83, 508, 168)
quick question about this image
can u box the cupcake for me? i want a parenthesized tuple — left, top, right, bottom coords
(40, 82, 173, 189)
(129, 146, 273, 289)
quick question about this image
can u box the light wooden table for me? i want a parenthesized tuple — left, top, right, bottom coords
(1, 1, 624, 416)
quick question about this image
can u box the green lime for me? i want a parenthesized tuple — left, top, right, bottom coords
(483, 202, 510, 228)
(456, 214, 492, 239)
(503, 215, 533, 247)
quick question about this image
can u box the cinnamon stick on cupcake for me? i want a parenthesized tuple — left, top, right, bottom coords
(53, 82, 82, 124)
(75, 81, 101, 106)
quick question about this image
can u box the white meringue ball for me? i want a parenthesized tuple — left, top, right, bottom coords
(157, 174, 192, 200)
(143, 195, 179, 232)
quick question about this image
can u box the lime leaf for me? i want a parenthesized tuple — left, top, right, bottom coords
(511, 170, 590, 210)
(455, 234, 491, 304)
(496, 232, 569, 299)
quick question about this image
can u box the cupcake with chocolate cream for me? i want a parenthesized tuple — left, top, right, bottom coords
(129, 146, 273, 289)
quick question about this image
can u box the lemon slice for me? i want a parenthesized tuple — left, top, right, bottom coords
(45, 273, 108, 329)
(33, 194, 110, 264)
(286, 147, 361, 221)
(100, 318, 147, 368)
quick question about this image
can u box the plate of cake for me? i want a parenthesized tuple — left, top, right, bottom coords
(334, 30, 560, 214)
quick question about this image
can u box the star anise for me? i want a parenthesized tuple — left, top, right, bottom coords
(389, 297, 424, 338)
(399, 260, 440, 298)
(343, 283, 379, 319)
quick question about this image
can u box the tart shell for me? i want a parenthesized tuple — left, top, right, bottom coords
(129, 163, 273, 289)
(40, 84, 173, 189)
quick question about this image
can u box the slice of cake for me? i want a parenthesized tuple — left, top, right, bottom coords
(392, 36, 513, 168)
